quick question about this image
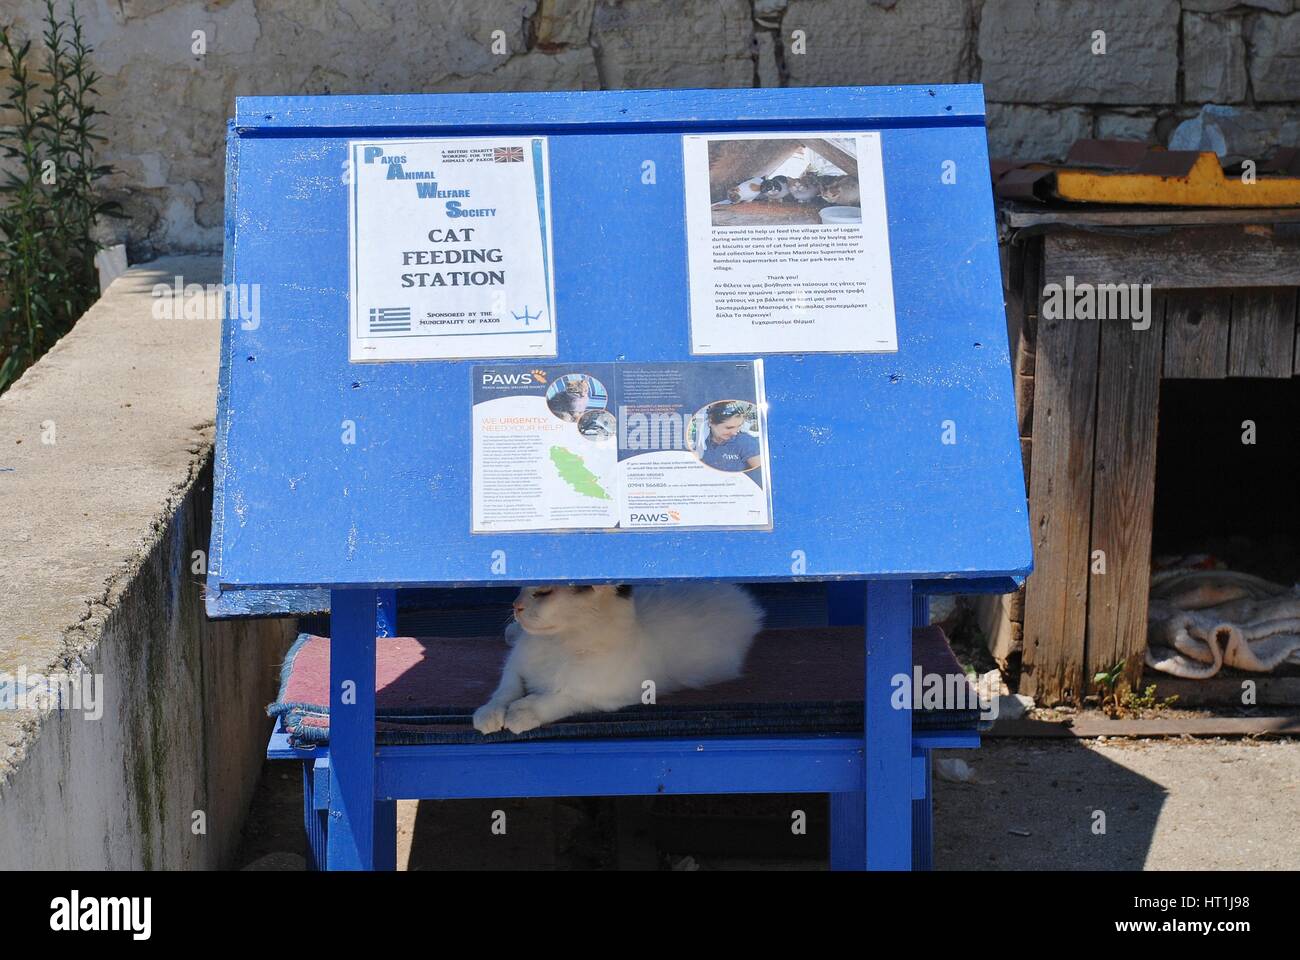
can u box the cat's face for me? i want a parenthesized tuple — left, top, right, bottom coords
(788, 177, 820, 198)
(512, 584, 631, 635)
(547, 380, 590, 421)
(820, 176, 857, 203)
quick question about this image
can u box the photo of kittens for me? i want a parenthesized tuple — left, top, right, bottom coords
(473, 583, 763, 735)
(708, 137, 863, 226)
(716, 167, 859, 220)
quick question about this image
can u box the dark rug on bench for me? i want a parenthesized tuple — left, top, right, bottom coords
(269, 626, 983, 746)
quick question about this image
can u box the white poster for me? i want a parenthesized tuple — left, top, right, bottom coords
(683, 130, 897, 355)
(348, 136, 556, 362)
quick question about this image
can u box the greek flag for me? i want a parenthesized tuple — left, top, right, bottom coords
(368, 306, 411, 334)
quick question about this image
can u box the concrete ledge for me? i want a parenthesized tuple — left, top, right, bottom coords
(0, 256, 295, 868)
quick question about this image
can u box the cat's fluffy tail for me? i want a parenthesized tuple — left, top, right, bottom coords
(638, 582, 764, 691)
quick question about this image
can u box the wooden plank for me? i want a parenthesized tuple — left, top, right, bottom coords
(975, 590, 1024, 668)
(999, 240, 1022, 368)
(1014, 372, 1034, 438)
(1005, 236, 1035, 511)
(1005, 585, 1025, 623)
(1228, 288, 1298, 378)
(1086, 297, 1165, 696)
(1043, 227, 1300, 289)
(1019, 240, 1102, 705)
(1016, 237, 1041, 377)
(988, 716, 1300, 738)
(1163, 289, 1230, 378)
(1005, 205, 1300, 230)
(1143, 674, 1300, 709)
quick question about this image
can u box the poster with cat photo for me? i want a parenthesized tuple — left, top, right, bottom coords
(682, 130, 897, 355)
(471, 360, 771, 533)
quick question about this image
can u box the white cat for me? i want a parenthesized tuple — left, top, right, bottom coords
(473, 583, 763, 735)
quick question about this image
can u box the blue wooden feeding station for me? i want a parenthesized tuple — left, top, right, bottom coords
(208, 85, 1031, 870)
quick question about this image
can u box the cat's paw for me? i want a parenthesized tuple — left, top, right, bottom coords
(504, 702, 542, 734)
(473, 703, 506, 735)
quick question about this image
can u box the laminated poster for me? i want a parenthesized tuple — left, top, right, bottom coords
(683, 130, 897, 355)
(471, 361, 772, 533)
(348, 136, 556, 362)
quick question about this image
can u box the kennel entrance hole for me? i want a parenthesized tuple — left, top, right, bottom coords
(1151, 377, 1300, 585)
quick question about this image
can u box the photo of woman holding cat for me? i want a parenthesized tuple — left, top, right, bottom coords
(689, 400, 763, 481)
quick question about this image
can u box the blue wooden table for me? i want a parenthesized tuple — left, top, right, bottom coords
(209, 85, 1031, 870)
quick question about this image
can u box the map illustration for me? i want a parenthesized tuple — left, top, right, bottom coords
(549, 446, 612, 500)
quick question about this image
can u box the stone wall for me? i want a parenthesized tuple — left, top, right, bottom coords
(0, 257, 295, 869)
(1, 0, 1298, 257)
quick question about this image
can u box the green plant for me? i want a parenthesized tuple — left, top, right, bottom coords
(1092, 660, 1126, 717)
(1092, 662, 1179, 717)
(0, 0, 119, 394)
(1122, 684, 1179, 715)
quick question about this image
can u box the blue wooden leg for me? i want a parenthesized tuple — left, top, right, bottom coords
(865, 579, 912, 869)
(829, 792, 866, 870)
(302, 760, 328, 870)
(373, 799, 398, 871)
(372, 589, 399, 870)
(327, 588, 378, 870)
(910, 590, 942, 870)
(911, 748, 934, 871)
(828, 580, 868, 870)
(910, 590, 936, 869)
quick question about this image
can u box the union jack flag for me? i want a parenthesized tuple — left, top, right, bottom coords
(494, 146, 525, 163)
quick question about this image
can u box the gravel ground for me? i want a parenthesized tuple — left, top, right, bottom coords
(933, 738, 1300, 871)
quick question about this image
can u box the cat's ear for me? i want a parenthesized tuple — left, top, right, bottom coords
(593, 584, 633, 599)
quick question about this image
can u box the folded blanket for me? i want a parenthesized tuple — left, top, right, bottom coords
(1146, 570, 1300, 679)
(269, 625, 980, 746)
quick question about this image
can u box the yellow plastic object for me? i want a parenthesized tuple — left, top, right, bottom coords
(1054, 152, 1300, 207)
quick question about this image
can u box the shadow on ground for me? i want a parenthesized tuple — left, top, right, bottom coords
(933, 739, 1165, 869)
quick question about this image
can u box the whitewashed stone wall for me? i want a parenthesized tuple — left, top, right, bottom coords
(3, 0, 1299, 257)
